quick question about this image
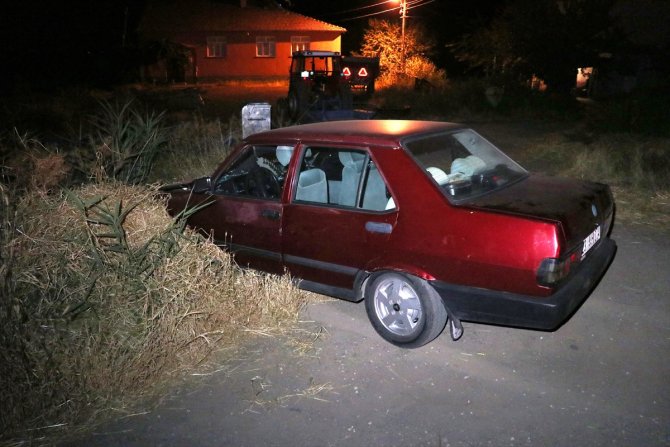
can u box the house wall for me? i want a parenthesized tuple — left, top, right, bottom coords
(176, 31, 341, 80)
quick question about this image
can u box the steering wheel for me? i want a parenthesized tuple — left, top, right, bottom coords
(245, 167, 281, 199)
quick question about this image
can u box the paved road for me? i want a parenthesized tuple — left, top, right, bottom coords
(63, 223, 670, 447)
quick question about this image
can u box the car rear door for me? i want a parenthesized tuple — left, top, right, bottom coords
(282, 145, 398, 294)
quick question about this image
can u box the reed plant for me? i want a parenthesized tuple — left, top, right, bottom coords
(90, 100, 167, 184)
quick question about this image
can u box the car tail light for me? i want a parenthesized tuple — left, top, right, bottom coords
(537, 249, 581, 287)
(537, 257, 571, 286)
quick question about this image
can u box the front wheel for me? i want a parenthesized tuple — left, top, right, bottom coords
(365, 272, 448, 348)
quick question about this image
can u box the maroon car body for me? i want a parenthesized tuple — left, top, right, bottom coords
(163, 120, 616, 347)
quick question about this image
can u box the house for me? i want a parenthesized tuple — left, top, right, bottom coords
(139, 0, 346, 82)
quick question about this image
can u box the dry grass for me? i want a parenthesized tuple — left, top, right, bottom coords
(0, 182, 311, 444)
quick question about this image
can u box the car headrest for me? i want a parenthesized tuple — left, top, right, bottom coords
(338, 151, 366, 170)
(276, 146, 294, 167)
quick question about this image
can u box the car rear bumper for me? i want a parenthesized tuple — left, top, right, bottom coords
(431, 238, 617, 330)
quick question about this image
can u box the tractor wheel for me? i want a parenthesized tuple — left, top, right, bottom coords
(275, 98, 289, 125)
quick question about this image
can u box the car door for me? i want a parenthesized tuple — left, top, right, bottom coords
(187, 144, 291, 274)
(282, 145, 398, 295)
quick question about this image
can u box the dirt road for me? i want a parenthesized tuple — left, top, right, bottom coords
(63, 222, 669, 447)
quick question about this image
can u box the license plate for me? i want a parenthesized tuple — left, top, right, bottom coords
(581, 226, 601, 259)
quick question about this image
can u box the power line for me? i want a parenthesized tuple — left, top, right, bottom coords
(335, 0, 435, 23)
(324, 0, 396, 17)
(405, 0, 436, 10)
(337, 5, 401, 22)
(404, 0, 437, 16)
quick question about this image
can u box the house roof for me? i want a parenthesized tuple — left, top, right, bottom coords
(141, 1, 346, 36)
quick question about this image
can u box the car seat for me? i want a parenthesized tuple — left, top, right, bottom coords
(276, 145, 294, 167)
(296, 168, 328, 203)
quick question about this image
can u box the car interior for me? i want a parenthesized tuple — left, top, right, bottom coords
(295, 146, 393, 211)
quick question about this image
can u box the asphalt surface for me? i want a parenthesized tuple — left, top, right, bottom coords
(61, 222, 670, 447)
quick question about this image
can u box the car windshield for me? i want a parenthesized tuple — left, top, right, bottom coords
(403, 128, 528, 202)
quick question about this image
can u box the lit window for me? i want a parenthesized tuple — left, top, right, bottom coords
(256, 36, 276, 58)
(291, 36, 310, 53)
(207, 36, 226, 58)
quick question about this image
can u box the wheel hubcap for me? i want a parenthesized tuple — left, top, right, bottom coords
(373, 277, 423, 337)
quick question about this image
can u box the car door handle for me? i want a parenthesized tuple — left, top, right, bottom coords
(365, 221, 392, 234)
(261, 209, 280, 221)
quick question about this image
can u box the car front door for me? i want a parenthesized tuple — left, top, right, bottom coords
(187, 144, 292, 274)
(282, 145, 398, 296)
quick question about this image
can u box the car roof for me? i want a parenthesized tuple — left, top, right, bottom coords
(245, 120, 466, 148)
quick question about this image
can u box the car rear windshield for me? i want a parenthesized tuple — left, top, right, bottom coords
(403, 129, 528, 203)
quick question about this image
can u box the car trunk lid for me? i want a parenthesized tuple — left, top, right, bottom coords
(466, 174, 614, 253)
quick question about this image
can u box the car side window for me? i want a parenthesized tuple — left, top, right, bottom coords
(294, 147, 394, 211)
(213, 145, 293, 200)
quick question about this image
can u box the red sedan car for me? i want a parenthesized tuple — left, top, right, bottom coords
(163, 120, 616, 348)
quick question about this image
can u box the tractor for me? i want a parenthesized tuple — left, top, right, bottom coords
(285, 51, 354, 121)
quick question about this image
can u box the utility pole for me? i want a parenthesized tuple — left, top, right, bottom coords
(399, 0, 407, 72)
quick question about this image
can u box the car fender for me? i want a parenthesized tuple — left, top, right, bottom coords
(358, 262, 436, 299)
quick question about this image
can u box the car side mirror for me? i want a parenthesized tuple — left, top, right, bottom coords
(191, 176, 212, 194)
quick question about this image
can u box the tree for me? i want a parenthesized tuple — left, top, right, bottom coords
(360, 19, 442, 81)
(450, 16, 521, 79)
(451, 0, 615, 95)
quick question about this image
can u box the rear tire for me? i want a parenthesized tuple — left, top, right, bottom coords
(365, 272, 447, 348)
